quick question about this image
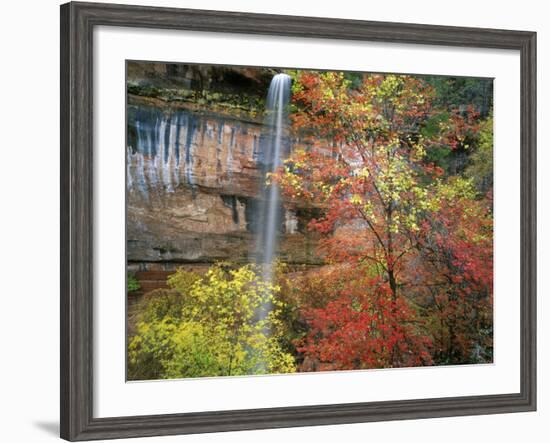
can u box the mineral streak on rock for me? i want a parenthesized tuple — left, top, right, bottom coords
(127, 97, 321, 269)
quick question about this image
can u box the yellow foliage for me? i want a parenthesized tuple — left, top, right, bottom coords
(128, 264, 296, 380)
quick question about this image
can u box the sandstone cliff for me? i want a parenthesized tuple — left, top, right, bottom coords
(127, 94, 321, 274)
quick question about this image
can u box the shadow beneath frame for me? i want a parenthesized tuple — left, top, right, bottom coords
(33, 421, 59, 437)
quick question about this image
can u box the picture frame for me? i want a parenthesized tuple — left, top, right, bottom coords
(60, 1, 536, 441)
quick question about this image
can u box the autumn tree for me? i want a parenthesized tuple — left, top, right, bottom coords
(293, 265, 432, 371)
(274, 72, 491, 368)
(413, 179, 493, 363)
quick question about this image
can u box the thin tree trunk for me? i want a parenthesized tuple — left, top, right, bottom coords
(388, 267, 400, 367)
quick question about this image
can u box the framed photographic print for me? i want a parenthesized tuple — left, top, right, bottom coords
(60, 1, 536, 441)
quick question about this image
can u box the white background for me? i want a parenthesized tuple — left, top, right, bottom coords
(94, 27, 521, 417)
(0, 0, 547, 442)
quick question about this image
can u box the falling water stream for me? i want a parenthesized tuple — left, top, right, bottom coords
(128, 73, 293, 372)
(257, 73, 292, 286)
(128, 73, 293, 288)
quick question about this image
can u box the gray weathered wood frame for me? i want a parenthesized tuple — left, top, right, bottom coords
(60, 1, 537, 440)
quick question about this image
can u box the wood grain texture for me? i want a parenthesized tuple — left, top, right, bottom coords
(60, 2, 537, 440)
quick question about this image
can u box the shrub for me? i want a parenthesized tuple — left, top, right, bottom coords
(128, 264, 296, 380)
(127, 272, 140, 293)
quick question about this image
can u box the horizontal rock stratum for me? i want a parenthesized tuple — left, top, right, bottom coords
(127, 95, 321, 271)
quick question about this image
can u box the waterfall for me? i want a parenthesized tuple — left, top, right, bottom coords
(257, 73, 292, 284)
